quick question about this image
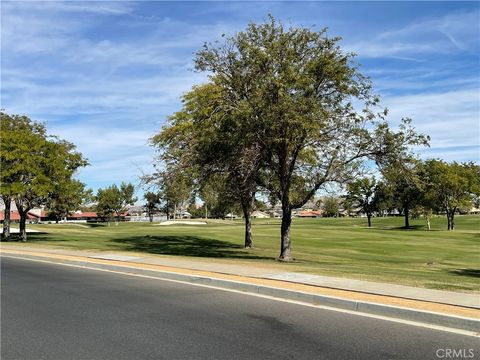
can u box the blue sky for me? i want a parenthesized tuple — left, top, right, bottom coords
(2, 1, 479, 195)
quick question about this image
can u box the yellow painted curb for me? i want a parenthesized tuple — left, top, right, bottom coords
(2, 248, 479, 320)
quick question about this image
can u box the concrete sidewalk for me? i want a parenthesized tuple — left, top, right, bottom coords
(1, 243, 477, 309)
(1, 244, 479, 333)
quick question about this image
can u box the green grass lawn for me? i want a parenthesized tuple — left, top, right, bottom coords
(9, 215, 480, 292)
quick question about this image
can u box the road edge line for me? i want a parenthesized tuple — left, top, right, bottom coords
(2, 251, 479, 336)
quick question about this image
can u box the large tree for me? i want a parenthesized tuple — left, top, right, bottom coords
(0, 113, 40, 240)
(195, 16, 428, 260)
(422, 160, 480, 230)
(0, 112, 87, 241)
(1, 113, 45, 240)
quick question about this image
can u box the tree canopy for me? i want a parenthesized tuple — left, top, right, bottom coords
(144, 191, 162, 222)
(422, 160, 480, 230)
(192, 16, 428, 259)
(345, 177, 379, 227)
(152, 83, 260, 246)
(47, 179, 91, 222)
(0, 112, 88, 241)
(96, 182, 137, 225)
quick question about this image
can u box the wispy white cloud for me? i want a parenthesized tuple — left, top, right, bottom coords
(40, 2, 135, 15)
(418, 146, 479, 163)
(383, 88, 479, 160)
(364, 62, 480, 105)
(2, 1, 135, 16)
(1, 1, 479, 192)
(1, 2, 135, 55)
(2, 69, 207, 116)
(346, 10, 480, 59)
(49, 123, 155, 190)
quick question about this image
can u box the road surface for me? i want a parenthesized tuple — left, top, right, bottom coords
(1, 256, 478, 359)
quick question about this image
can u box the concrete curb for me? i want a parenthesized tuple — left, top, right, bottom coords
(3, 252, 479, 333)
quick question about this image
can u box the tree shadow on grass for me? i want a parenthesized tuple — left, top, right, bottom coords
(84, 223, 107, 228)
(112, 235, 273, 260)
(448, 269, 480, 278)
(385, 225, 425, 231)
(17, 233, 72, 243)
(2, 232, 49, 241)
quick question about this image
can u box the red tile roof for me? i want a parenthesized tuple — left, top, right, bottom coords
(0, 211, 40, 221)
(67, 212, 128, 218)
(68, 212, 98, 218)
(298, 210, 323, 217)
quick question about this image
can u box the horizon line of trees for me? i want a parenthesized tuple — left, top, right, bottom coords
(139, 159, 479, 229)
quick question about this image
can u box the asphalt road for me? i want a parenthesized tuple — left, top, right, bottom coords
(1, 257, 478, 360)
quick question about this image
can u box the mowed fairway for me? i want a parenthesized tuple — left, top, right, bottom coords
(11, 215, 480, 292)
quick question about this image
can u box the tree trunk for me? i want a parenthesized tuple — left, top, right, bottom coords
(205, 204, 208, 219)
(426, 216, 431, 230)
(241, 198, 254, 248)
(447, 209, 455, 230)
(243, 211, 253, 248)
(367, 213, 372, 227)
(173, 203, 177, 220)
(18, 211, 27, 242)
(404, 205, 410, 228)
(2, 197, 11, 241)
(279, 204, 293, 261)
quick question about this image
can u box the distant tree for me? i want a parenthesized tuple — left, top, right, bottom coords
(195, 16, 428, 260)
(0, 112, 87, 241)
(209, 187, 241, 220)
(254, 198, 268, 212)
(96, 182, 137, 225)
(422, 160, 480, 230)
(381, 159, 424, 228)
(373, 181, 396, 217)
(412, 204, 434, 230)
(96, 186, 121, 224)
(187, 203, 204, 219)
(158, 166, 194, 220)
(322, 196, 340, 217)
(341, 198, 355, 217)
(144, 191, 161, 222)
(198, 174, 225, 219)
(47, 180, 91, 222)
(345, 177, 378, 227)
